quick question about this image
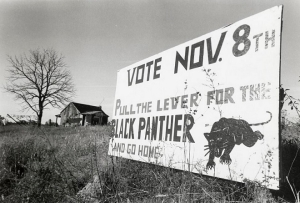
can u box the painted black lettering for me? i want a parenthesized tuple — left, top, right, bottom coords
(190, 40, 204, 69)
(207, 31, 227, 64)
(146, 61, 153, 81)
(124, 118, 129, 139)
(216, 89, 224, 104)
(138, 117, 146, 139)
(154, 57, 162, 79)
(165, 115, 173, 141)
(119, 119, 124, 138)
(144, 117, 151, 140)
(240, 85, 249, 102)
(265, 30, 275, 49)
(174, 46, 189, 74)
(164, 98, 169, 110)
(127, 68, 136, 86)
(183, 114, 195, 143)
(136, 64, 145, 84)
(171, 96, 179, 109)
(151, 116, 158, 140)
(158, 116, 165, 141)
(250, 84, 260, 101)
(173, 115, 182, 142)
(232, 24, 251, 57)
(253, 33, 263, 52)
(129, 118, 135, 139)
(114, 119, 118, 138)
(224, 87, 235, 104)
(190, 93, 199, 107)
(207, 90, 215, 105)
(115, 99, 121, 116)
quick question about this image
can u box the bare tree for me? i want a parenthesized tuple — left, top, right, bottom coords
(4, 49, 75, 127)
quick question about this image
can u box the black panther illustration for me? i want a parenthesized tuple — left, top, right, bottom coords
(204, 111, 272, 170)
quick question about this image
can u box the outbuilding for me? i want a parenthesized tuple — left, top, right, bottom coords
(58, 102, 109, 126)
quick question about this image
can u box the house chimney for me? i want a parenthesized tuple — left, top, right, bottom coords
(98, 106, 102, 110)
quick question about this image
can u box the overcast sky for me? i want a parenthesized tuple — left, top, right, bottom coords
(0, 0, 299, 123)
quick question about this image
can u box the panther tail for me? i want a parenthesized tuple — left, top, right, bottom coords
(249, 111, 272, 126)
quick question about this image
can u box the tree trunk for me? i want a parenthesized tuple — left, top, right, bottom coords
(37, 110, 43, 127)
(37, 101, 44, 127)
(37, 114, 42, 127)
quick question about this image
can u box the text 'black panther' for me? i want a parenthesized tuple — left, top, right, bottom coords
(204, 111, 272, 170)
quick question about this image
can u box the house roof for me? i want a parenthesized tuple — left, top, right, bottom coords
(81, 111, 102, 115)
(61, 102, 109, 117)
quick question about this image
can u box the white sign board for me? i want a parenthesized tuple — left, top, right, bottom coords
(108, 6, 283, 189)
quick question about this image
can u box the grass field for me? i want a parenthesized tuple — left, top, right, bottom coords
(0, 124, 299, 202)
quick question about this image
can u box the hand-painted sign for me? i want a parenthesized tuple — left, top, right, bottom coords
(108, 5, 283, 189)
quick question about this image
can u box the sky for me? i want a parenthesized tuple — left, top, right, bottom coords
(0, 0, 300, 124)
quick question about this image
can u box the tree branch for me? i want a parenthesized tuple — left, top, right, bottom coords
(4, 48, 76, 126)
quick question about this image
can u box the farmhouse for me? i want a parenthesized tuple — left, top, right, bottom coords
(57, 102, 109, 126)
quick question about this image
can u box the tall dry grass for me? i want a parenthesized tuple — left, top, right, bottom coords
(0, 124, 111, 202)
(0, 123, 298, 202)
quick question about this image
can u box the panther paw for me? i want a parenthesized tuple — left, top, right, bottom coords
(220, 154, 232, 165)
(206, 161, 215, 170)
(255, 131, 264, 140)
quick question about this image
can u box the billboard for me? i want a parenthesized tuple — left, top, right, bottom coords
(108, 5, 283, 189)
